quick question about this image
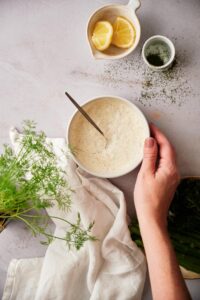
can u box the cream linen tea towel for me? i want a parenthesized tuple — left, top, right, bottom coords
(3, 128, 146, 300)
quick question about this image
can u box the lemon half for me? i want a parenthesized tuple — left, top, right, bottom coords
(112, 17, 135, 49)
(91, 21, 113, 51)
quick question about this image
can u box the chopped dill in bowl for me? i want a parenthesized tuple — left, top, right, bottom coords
(145, 41, 171, 66)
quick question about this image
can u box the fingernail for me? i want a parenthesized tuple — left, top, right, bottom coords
(145, 138, 154, 148)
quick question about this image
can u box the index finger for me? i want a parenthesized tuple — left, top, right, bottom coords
(150, 123, 177, 168)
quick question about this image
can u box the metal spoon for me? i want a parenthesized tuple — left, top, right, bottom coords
(65, 92, 105, 137)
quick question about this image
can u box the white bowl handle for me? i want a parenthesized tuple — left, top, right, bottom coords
(127, 0, 141, 11)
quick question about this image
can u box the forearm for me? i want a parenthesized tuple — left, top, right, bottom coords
(139, 219, 191, 300)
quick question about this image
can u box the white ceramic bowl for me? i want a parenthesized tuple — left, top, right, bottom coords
(67, 96, 150, 178)
(87, 0, 141, 60)
(142, 35, 175, 71)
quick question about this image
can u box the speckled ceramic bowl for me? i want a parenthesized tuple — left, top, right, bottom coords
(67, 95, 150, 178)
(142, 35, 175, 71)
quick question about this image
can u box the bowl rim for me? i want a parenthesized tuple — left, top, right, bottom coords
(86, 3, 141, 60)
(181, 175, 200, 179)
(66, 95, 150, 178)
(142, 35, 175, 70)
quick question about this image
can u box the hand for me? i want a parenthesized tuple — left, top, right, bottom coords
(134, 124, 180, 228)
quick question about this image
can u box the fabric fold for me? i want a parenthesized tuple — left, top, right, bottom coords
(3, 128, 146, 300)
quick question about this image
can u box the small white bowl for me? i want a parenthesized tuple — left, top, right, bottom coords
(87, 0, 141, 60)
(142, 35, 175, 71)
(67, 96, 150, 178)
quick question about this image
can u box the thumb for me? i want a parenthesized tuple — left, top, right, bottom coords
(141, 137, 158, 174)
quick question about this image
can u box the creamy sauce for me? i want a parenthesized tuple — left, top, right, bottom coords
(68, 98, 149, 177)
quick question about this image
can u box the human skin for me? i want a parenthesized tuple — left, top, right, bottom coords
(134, 124, 191, 300)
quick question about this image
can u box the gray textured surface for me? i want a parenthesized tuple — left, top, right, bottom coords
(0, 0, 200, 299)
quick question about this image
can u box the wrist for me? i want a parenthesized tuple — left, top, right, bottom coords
(138, 215, 168, 235)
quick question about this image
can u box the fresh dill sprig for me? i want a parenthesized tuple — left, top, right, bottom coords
(0, 121, 96, 249)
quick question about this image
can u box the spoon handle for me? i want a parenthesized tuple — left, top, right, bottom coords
(65, 92, 105, 137)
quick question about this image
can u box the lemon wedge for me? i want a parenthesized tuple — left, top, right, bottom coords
(112, 17, 135, 49)
(91, 21, 113, 51)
